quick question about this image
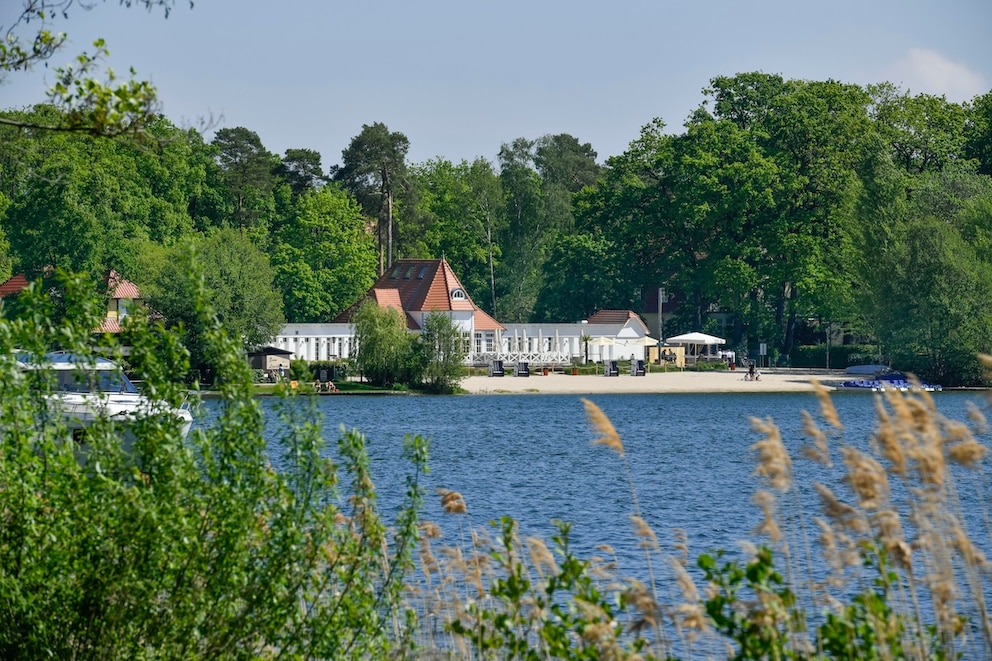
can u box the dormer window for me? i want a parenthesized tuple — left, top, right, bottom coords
(450, 288, 466, 300)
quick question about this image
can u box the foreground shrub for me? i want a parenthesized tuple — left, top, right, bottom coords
(0, 272, 426, 659)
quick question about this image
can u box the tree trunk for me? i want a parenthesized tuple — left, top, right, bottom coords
(386, 191, 394, 269)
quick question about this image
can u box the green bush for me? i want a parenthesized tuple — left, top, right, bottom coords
(791, 343, 882, 368)
(0, 271, 427, 659)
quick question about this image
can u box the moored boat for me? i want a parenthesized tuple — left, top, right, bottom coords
(16, 352, 193, 441)
(835, 371, 942, 393)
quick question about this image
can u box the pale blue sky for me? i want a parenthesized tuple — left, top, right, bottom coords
(3, 0, 990, 167)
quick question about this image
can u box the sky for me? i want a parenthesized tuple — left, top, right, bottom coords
(3, 0, 991, 168)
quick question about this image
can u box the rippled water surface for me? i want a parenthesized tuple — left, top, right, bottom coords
(200, 390, 992, 576)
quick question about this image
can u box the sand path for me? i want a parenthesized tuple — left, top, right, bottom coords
(461, 367, 848, 395)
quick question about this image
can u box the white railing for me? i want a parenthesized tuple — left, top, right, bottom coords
(470, 350, 571, 367)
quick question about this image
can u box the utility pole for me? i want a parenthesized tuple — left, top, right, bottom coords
(658, 287, 666, 341)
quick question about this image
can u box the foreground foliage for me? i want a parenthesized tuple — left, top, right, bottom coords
(0, 273, 427, 659)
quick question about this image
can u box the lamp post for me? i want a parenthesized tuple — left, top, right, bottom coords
(580, 320, 589, 364)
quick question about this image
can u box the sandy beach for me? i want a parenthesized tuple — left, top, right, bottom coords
(461, 367, 849, 395)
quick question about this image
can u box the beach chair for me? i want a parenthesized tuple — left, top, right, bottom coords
(605, 360, 619, 377)
(515, 361, 530, 377)
(631, 360, 646, 376)
(489, 360, 505, 377)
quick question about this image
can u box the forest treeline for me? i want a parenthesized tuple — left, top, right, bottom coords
(1, 72, 991, 385)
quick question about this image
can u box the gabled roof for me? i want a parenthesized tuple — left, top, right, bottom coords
(334, 258, 505, 331)
(587, 309, 647, 327)
(107, 269, 140, 299)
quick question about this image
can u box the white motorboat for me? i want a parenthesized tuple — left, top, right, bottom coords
(17, 352, 193, 442)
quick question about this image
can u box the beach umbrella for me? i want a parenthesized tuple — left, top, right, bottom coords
(588, 336, 615, 363)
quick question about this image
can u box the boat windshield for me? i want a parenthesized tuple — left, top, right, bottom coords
(56, 369, 139, 394)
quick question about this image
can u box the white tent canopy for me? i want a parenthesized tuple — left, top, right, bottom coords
(665, 332, 726, 360)
(665, 332, 725, 346)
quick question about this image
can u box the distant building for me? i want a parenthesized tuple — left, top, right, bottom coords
(0, 269, 141, 334)
(272, 260, 658, 366)
(274, 258, 504, 362)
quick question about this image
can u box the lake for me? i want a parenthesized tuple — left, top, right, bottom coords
(197, 388, 992, 655)
(208, 390, 989, 571)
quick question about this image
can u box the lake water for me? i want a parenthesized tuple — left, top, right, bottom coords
(212, 390, 990, 573)
(198, 389, 992, 653)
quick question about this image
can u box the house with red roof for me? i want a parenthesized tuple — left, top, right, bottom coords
(273, 258, 505, 363)
(0, 269, 141, 334)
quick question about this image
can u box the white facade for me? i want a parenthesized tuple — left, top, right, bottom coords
(272, 318, 656, 367)
(274, 323, 355, 361)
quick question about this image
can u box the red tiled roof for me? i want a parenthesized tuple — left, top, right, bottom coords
(587, 309, 646, 325)
(370, 288, 403, 310)
(97, 318, 124, 333)
(334, 259, 504, 331)
(0, 273, 28, 298)
(106, 269, 140, 299)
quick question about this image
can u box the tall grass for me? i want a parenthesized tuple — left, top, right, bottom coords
(400, 369, 992, 659)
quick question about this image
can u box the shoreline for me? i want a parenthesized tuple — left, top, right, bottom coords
(459, 367, 849, 395)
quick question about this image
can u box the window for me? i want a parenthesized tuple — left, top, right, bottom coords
(451, 288, 466, 300)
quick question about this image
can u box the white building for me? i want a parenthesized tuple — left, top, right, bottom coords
(270, 259, 658, 367)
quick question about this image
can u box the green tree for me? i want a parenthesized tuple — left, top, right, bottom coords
(868, 83, 969, 174)
(864, 162, 992, 385)
(275, 147, 326, 197)
(416, 310, 467, 394)
(334, 122, 411, 273)
(1, 108, 203, 279)
(211, 127, 279, 238)
(351, 299, 412, 388)
(964, 90, 992, 176)
(272, 186, 377, 322)
(410, 157, 504, 313)
(532, 232, 628, 322)
(496, 138, 545, 321)
(144, 228, 285, 380)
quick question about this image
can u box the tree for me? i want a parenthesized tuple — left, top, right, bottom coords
(2, 109, 203, 278)
(275, 147, 326, 197)
(410, 158, 504, 313)
(496, 138, 544, 321)
(873, 214, 992, 385)
(211, 127, 279, 237)
(144, 228, 285, 380)
(0, 1, 190, 137)
(868, 84, 969, 175)
(351, 299, 412, 388)
(334, 122, 410, 273)
(272, 186, 377, 323)
(417, 311, 467, 394)
(532, 232, 628, 322)
(964, 90, 992, 176)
